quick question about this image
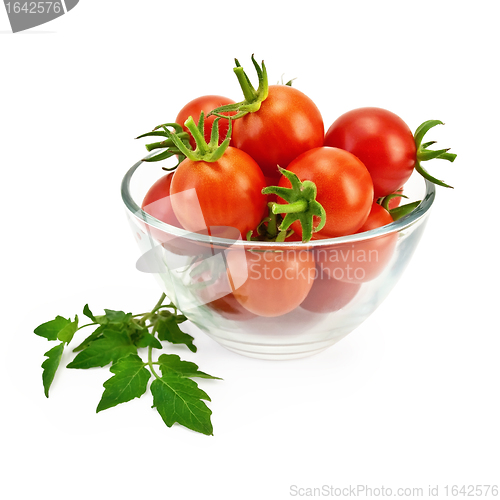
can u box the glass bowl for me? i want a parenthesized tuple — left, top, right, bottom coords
(121, 157, 435, 360)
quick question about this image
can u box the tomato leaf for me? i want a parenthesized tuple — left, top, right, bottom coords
(83, 304, 96, 322)
(72, 324, 106, 352)
(134, 330, 163, 350)
(156, 315, 197, 353)
(96, 354, 151, 413)
(157, 354, 221, 380)
(42, 342, 65, 397)
(57, 315, 79, 344)
(34, 315, 71, 341)
(102, 309, 133, 325)
(67, 329, 137, 369)
(151, 373, 213, 436)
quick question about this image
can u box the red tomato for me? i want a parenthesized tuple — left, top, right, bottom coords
(357, 202, 394, 233)
(277, 147, 373, 239)
(206, 292, 257, 321)
(324, 107, 416, 198)
(170, 147, 267, 238)
(227, 248, 315, 317)
(232, 85, 324, 180)
(315, 202, 397, 284)
(176, 95, 236, 149)
(300, 266, 361, 313)
(141, 172, 180, 228)
(141, 172, 213, 256)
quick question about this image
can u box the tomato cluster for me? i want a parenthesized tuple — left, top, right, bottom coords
(138, 56, 456, 318)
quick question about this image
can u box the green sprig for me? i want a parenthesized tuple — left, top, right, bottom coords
(35, 293, 220, 436)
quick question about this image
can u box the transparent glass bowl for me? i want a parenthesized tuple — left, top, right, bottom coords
(122, 158, 435, 360)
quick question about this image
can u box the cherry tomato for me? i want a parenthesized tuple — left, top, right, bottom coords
(141, 172, 213, 256)
(278, 147, 373, 239)
(300, 266, 361, 313)
(170, 146, 267, 238)
(232, 85, 324, 180)
(324, 107, 417, 198)
(142, 172, 180, 228)
(227, 248, 315, 317)
(315, 202, 397, 284)
(176, 95, 236, 149)
(206, 292, 257, 321)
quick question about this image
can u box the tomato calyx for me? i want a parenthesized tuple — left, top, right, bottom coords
(414, 120, 457, 188)
(208, 55, 269, 121)
(246, 202, 295, 243)
(164, 112, 232, 163)
(136, 122, 192, 170)
(263, 167, 326, 243)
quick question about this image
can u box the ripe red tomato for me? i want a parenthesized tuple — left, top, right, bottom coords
(205, 292, 257, 321)
(141, 172, 180, 228)
(176, 95, 236, 149)
(170, 147, 267, 238)
(277, 147, 374, 239)
(227, 248, 315, 317)
(324, 107, 416, 198)
(300, 267, 361, 313)
(232, 85, 324, 180)
(141, 172, 213, 256)
(357, 202, 394, 233)
(315, 202, 397, 284)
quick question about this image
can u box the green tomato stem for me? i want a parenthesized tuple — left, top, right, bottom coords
(271, 200, 308, 214)
(208, 55, 269, 120)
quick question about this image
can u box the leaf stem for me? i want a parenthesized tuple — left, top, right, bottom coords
(148, 343, 163, 382)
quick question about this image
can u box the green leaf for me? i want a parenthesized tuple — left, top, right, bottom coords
(57, 315, 79, 344)
(157, 354, 221, 380)
(72, 325, 106, 352)
(67, 329, 137, 369)
(102, 309, 132, 325)
(34, 316, 71, 341)
(42, 342, 65, 397)
(135, 331, 163, 350)
(156, 315, 197, 353)
(151, 373, 213, 435)
(83, 304, 96, 322)
(96, 354, 150, 413)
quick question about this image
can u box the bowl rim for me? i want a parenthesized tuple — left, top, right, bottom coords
(121, 155, 436, 249)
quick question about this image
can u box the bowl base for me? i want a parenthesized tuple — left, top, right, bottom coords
(205, 334, 347, 360)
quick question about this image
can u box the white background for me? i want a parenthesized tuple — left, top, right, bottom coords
(1, 1, 499, 499)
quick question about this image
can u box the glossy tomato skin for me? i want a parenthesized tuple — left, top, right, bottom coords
(170, 147, 267, 238)
(315, 202, 397, 284)
(232, 85, 324, 180)
(142, 172, 180, 228)
(324, 107, 416, 198)
(357, 202, 394, 233)
(279, 147, 374, 239)
(227, 248, 315, 317)
(141, 172, 211, 255)
(176, 95, 236, 149)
